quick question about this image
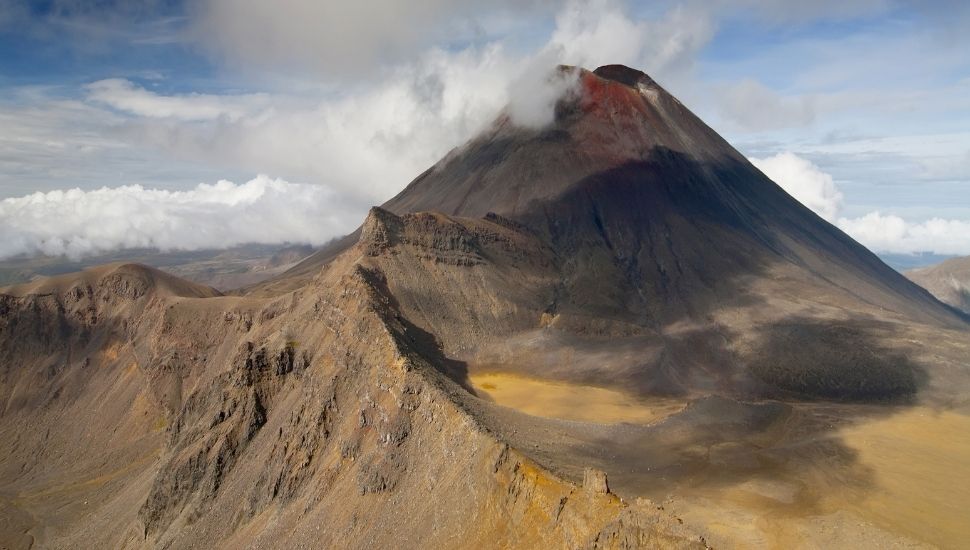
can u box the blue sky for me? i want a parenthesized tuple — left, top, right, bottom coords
(0, 0, 968, 258)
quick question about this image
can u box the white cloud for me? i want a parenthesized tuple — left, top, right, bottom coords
(5, 150, 968, 262)
(191, 0, 716, 84)
(1, 0, 727, 207)
(752, 151, 970, 255)
(719, 79, 815, 131)
(0, 176, 361, 260)
(836, 213, 970, 255)
(750, 152, 842, 221)
(189, 0, 550, 77)
(549, 0, 714, 79)
(75, 1, 696, 205)
(86, 79, 269, 121)
(0, 89, 206, 198)
(94, 46, 520, 204)
(506, 59, 581, 128)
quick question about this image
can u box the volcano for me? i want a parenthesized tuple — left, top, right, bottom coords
(2, 65, 968, 548)
(271, 64, 964, 399)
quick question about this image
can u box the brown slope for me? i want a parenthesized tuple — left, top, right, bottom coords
(907, 256, 970, 314)
(0, 232, 703, 548)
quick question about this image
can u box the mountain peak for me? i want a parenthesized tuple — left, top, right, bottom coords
(278, 63, 963, 338)
(592, 64, 656, 88)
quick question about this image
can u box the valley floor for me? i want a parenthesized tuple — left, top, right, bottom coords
(465, 372, 970, 548)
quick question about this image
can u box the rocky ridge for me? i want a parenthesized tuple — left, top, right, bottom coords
(0, 244, 705, 548)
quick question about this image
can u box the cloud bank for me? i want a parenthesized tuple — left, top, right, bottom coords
(0, 176, 362, 260)
(752, 152, 970, 255)
(837, 213, 970, 256)
(750, 152, 842, 221)
(4, 151, 967, 263)
(65, 0, 716, 207)
(86, 79, 269, 121)
(189, 0, 549, 77)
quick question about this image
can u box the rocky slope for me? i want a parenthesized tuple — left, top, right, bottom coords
(907, 256, 970, 314)
(2, 64, 969, 548)
(0, 257, 703, 548)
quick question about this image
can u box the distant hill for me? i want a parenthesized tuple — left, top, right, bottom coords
(906, 256, 970, 314)
(0, 243, 314, 291)
(879, 252, 959, 271)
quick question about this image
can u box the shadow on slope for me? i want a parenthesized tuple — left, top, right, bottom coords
(443, 314, 934, 506)
(748, 317, 929, 400)
(517, 149, 963, 329)
(354, 265, 475, 396)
